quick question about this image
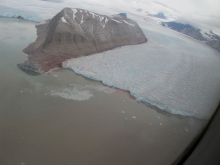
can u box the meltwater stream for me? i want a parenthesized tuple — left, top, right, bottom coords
(63, 18, 220, 119)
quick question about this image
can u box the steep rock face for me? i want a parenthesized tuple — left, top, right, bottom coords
(18, 8, 147, 72)
(206, 40, 220, 52)
(161, 22, 206, 41)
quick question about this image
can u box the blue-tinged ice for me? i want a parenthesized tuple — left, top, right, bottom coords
(0, 6, 41, 22)
(63, 18, 220, 119)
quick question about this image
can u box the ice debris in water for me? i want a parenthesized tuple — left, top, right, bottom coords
(132, 113, 136, 119)
(124, 117, 128, 121)
(157, 116, 161, 119)
(53, 75, 58, 78)
(122, 111, 125, 113)
(50, 88, 93, 101)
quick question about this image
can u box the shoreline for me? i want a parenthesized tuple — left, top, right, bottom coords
(60, 66, 207, 120)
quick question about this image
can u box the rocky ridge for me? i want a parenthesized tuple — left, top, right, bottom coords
(161, 22, 206, 41)
(161, 21, 220, 53)
(17, 8, 147, 73)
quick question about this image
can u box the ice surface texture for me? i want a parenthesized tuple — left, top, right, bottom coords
(63, 21, 220, 119)
(0, 6, 41, 22)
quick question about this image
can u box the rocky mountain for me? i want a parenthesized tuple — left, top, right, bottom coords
(161, 22, 206, 41)
(149, 12, 166, 19)
(204, 31, 220, 41)
(17, 8, 147, 73)
(161, 21, 220, 53)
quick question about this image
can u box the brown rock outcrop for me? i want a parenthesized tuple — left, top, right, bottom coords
(18, 8, 147, 72)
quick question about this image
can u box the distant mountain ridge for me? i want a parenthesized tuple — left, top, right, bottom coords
(161, 22, 206, 41)
(161, 21, 220, 53)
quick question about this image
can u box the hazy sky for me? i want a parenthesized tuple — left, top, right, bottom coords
(1, 0, 220, 34)
(86, 0, 220, 34)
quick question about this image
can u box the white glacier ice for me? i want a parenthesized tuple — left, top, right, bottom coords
(63, 18, 220, 119)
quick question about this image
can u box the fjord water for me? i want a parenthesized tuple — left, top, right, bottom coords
(0, 18, 211, 165)
(64, 14, 220, 119)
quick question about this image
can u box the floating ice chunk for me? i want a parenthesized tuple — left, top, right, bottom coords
(132, 113, 136, 118)
(124, 117, 128, 121)
(122, 111, 125, 113)
(160, 123, 162, 125)
(157, 116, 161, 119)
(51, 88, 93, 101)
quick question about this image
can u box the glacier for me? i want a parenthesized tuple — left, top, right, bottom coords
(2, 0, 220, 119)
(63, 18, 220, 119)
(0, 6, 41, 22)
(0, 0, 119, 22)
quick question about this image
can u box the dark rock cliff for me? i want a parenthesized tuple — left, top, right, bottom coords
(161, 22, 206, 41)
